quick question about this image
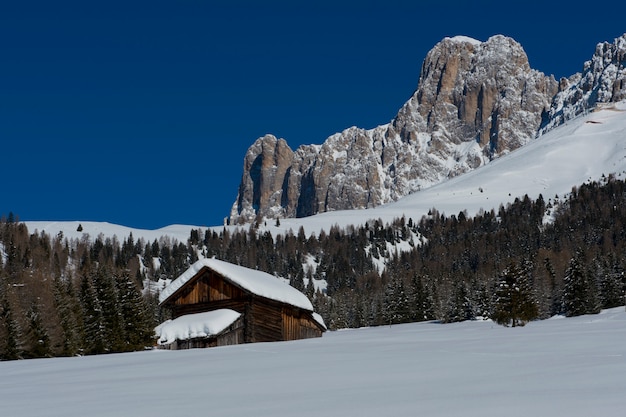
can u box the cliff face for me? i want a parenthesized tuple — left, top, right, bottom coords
(230, 34, 625, 224)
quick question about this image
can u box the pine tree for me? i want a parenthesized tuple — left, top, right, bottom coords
(444, 280, 474, 323)
(52, 276, 82, 356)
(93, 266, 125, 352)
(305, 270, 315, 300)
(493, 262, 538, 327)
(115, 271, 153, 350)
(563, 250, 600, 316)
(0, 294, 22, 360)
(409, 274, 432, 321)
(79, 273, 106, 355)
(596, 255, 624, 309)
(383, 277, 410, 325)
(24, 302, 51, 358)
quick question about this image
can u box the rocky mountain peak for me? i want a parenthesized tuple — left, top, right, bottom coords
(229, 34, 622, 225)
(231, 134, 294, 222)
(396, 35, 555, 156)
(541, 33, 626, 133)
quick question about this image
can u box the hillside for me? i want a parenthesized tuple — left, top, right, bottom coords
(1, 307, 624, 417)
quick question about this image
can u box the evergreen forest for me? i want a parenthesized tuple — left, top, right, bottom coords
(1, 175, 625, 360)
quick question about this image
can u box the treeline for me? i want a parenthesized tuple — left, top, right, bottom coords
(317, 176, 626, 328)
(183, 176, 626, 329)
(0, 216, 196, 360)
(210, 181, 624, 329)
(2, 175, 626, 360)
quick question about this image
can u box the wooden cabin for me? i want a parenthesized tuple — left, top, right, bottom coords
(156, 258, 326, 349)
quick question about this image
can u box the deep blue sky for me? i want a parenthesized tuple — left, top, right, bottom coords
(1, 0, 624, 229)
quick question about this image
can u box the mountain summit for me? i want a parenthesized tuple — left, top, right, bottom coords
(230, 34, 626, 224)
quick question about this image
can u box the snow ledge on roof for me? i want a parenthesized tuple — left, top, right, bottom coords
(155, 309, 241, 345)
(312, 312, 327, 330)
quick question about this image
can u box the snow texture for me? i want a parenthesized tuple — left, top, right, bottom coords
(159, 258, 314, 311)
(155, 309, 241, 345)
(446, 35, 482, 46)
(1, 307, 624, 417)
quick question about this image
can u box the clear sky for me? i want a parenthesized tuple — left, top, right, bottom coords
(1, 0, 624, 229)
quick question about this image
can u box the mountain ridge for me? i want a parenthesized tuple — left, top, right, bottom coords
(230, 33, 626, 225)
(25, 98, 626, 243)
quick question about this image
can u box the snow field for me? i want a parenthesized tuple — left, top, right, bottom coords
(1, 307, 624, 417)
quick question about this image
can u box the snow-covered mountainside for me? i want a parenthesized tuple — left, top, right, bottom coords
(230, 33, 626, 224)
(273, 99, 626, 235)
(2, 307, 625, 417)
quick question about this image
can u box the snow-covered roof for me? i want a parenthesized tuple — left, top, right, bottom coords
(155, 309, 241, 345)
(159, 258, 314, 311)
(312, 312, 327, 330)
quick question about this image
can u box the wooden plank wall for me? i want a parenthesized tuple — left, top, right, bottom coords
(282, 306, 300, 341)
(248, 299, 283, 343)
(172, 270, 245, 307)
(170, 270, 247, 319)
(299, 315, 324, 339)
(208, 271, 245, 301)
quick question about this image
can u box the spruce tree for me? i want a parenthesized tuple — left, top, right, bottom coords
(409, 274, 432, 321)
(52, 276, 82, 357)
(0, 294, 22, 360)
(79, 273, 106, 355)
(24, 302, 51, 358)
(383, 277, 410, 325)
(493, 262, 538, 327)
(115, 271, 153, 350)
(563, 250, 600, 316)
(445, 281, 473, 323)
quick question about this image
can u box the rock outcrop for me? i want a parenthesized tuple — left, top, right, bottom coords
(230, 34, 625, 224)
(541, 33, 626, 133)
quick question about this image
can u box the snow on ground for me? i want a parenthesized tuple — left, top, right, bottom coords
(1, 307, 624, 417)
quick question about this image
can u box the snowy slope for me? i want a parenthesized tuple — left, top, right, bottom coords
(273, 101, 626, 236)
(1, 307, 624, 417)
(23, 220, 209, 246)
(23, 100, 626, 241)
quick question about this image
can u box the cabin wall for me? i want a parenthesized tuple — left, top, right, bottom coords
(283, 307, 324, 340)
(247, 299, 284, 343)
